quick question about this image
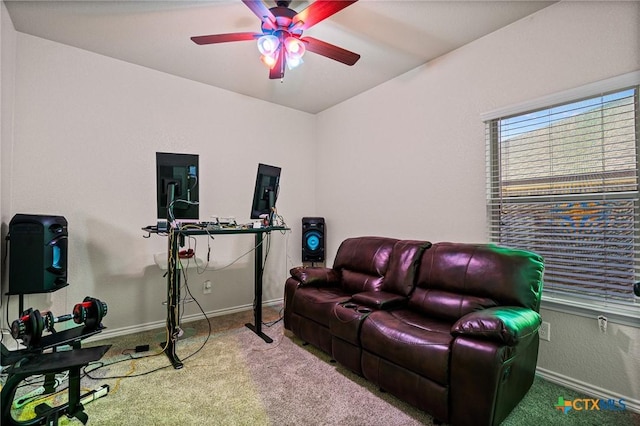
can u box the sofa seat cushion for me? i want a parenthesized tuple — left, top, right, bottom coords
(360, 309, 453, 385)
(292, 287, 352, 327)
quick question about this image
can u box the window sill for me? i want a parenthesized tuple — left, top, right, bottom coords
(540, 295, 640, 328)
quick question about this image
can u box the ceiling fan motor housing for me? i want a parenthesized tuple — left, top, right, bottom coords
(262, 6, 302, 36)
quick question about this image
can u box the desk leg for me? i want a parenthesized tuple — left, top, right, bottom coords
(245, 231, 273, 343)
(164, 228, 184, 368)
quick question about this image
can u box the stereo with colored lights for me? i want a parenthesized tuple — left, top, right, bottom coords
(302, 217, 325, 263)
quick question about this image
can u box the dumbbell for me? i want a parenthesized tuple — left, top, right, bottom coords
(11, 310, 72, 346)
(11, 297, 108, 347)
(72, 297, 108, 329)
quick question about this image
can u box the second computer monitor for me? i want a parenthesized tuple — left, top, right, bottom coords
(251, 163, 281, 222)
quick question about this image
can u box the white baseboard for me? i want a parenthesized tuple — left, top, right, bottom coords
(536, 367, 639, 414)
(1, 299, 284, 348)
(84, 298, 284, 342)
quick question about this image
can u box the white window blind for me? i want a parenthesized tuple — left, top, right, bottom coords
(485, 86, 639, 312)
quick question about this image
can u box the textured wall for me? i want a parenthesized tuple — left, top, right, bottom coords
(4, 32, 316, 331)
(316, 0, 640, 406)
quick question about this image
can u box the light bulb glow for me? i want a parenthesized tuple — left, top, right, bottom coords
(284, 37, 305, 70)
(260, 54, 278, 69)
(284, 37, 305, 59)
(257, 35, 280, 56)
(286, 55, 303, 70)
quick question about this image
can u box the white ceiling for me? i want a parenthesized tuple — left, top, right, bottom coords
(4, 0, 555, 114)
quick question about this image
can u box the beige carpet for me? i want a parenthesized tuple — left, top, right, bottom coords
(9, 307, 434, 425)
(78, 309, 434, 425)
(7, 307, 639, 425)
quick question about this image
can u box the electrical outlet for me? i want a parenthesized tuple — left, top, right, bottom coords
(203, 280, 212, 294)
(539, 321, 551, 341)
(598, 315, 607, 333)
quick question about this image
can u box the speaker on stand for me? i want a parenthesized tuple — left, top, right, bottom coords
(302, 217, 325, 265)
(8, 214, 69, 295)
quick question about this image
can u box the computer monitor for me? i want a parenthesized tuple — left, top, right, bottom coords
(251, 163, 281, 224)
(156, 152, 199, 221)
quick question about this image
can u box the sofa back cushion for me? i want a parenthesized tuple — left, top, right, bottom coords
(410, 243, 544, 322)
(333, 237, 399, 294)
(384, 240, 432, 296)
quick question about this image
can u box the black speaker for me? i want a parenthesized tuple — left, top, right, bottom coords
(302, 217, 325, 263)
(8, 214, 69, 295)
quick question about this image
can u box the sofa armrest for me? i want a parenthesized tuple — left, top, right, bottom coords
(451, 307, 541, 346)
(351, 291, 407, 309)
(289, 266, 340, 287)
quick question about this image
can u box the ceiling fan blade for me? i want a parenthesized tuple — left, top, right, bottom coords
(242, 0, 277, 25)
(191, 32, 259, 45)
(269, 50, 285, 80)
(302, 37, 360, 66)
(293, 0, 358, 31)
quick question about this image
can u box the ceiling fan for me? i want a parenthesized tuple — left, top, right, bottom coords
(191, 0, 361, 80)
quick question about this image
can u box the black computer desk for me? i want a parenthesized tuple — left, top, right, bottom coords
(143, 224, 289, 369)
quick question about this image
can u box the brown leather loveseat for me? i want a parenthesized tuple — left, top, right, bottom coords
(284, 236, 544, 426)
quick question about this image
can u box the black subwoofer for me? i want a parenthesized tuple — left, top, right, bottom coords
(302, 217, 325, 263)
(8, 214, 69, 295)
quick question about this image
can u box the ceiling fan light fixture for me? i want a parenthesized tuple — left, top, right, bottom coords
(260, 53, 278, 70)
(257, 34, 280, 56)
(286, 54, 303, 70)
(284, 37, 305, 57)
(284, 37, 305, 70)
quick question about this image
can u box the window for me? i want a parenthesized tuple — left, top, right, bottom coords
(484, 75, 639, 323)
